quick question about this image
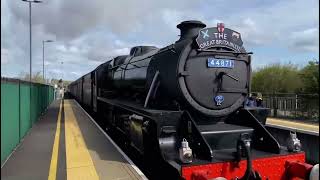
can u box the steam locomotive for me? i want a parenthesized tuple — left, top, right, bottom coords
(68, 21, 316, 180)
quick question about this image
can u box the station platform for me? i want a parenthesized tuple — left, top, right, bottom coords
(1, 99, 147, 180)
(266, 117, 319, 135)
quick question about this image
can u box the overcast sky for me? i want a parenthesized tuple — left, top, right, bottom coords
(1, 0, 319, 81)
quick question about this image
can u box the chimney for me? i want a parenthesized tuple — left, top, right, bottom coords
(177, 20, 206, 41)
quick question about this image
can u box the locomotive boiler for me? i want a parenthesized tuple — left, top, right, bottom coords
(68, 21, 316, 180)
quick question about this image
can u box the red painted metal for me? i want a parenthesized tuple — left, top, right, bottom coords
(285, 160, 313, 180)
(191, 170, 210, 180)
(182, 153, 306, 180)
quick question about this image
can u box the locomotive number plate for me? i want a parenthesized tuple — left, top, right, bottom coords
(207, 58, 234, 68)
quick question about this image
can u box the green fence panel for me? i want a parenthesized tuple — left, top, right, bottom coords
(35, 84, 41, 122)
(44, 86, 47, 110)
(51, 88, 53, 102)
(46, 87, 48, 107)
(1, 83, 20, 164)
(42, 86, 45, 112)
(19, 84, 31, 139)
(49, 88, 53, 101)
(39, 86, 42, 114)
(39, 85, 42, 113)
(34, 85, 39, 122)
(1, 78, 54, 166)
(30, 85, 36, 124)
(44, 86, 47, 107)
(47, 86, 50, 106)
(35, 85, 38, 121)
(43, 86, 46, 108)
(36, 85, 40, 121)
(49, 87, 53, 102)
(49, 87, 52, 102)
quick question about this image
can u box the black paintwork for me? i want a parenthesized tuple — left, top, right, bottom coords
(67, 20, 294, 179)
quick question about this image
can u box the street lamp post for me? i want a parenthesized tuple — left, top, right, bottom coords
(61, 61, 64, 80)
(22, 0, 42, 127)
(22, 0, 42, 82)
(42, 40, 53, 81)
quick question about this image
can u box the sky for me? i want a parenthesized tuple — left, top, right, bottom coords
(1, 0, 319, 81)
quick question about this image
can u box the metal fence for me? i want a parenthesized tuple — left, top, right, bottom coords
(262, 93, 319, 122)
(1, 78, 54, 165)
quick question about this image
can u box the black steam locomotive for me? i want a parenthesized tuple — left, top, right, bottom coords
(68, 21, 309, 180)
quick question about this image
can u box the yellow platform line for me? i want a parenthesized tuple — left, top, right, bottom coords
(48, 101, 62, 180)
(64, 100, 99, 180)
(266, 118, 319, 132)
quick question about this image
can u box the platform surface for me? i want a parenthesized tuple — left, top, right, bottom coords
(1, 99, 147, 180)
(266, 117, 319, 135)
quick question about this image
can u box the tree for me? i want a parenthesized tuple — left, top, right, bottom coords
(299, 61, 319, 94)
(19, 71, 47, 83)
(251, 64, 303, 93)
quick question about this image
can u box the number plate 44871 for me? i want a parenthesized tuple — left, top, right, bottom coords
(207, 58, 234, 68)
